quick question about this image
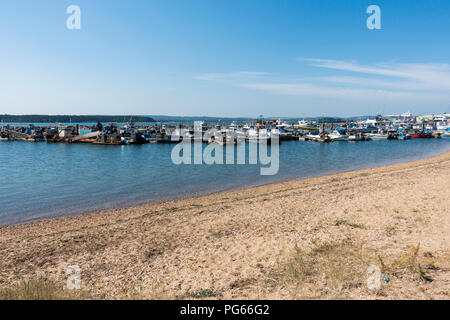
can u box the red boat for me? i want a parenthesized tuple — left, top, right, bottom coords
(411, 131, 432, 139)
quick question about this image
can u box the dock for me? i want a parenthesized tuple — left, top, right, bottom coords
(0, 114, 449, 146)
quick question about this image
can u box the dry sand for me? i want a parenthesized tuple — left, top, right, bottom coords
(1, 152, 449, 299)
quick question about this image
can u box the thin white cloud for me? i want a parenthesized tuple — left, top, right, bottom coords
(317, 76, 423, 91)
(300, 58, 450, 91)
(195, 59, 450, 103)
(239, 83, 447, 102)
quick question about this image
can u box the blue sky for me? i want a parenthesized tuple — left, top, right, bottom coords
(0, 0, 449, 117)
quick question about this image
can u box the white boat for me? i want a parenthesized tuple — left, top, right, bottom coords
(258, 129, 273, 143)
(329, 129, 349, 141)
(229, 121, 238, 130)
(276, 120, 293, 130)
(305, 134, 331, 142)
(348, 133, 363, 141)
(367, 133, 388, 140)
(247, 128, 275, 143)
(298, 120, 310, 127)
(247, 127, 259, 139)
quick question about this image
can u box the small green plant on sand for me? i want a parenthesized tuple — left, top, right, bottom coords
(385, 243, 433, 282)
(210, 232, 222, 238)
(283, 242, 366, 298)
(185, 289, 217, 299)
(334, 219, 365, 229)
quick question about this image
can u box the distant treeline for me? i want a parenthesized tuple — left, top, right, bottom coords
(150, 116, 375, 123)
(0, 115, 155, 123)
(1, 114, 375, 124)
(313, 117, 346, 123)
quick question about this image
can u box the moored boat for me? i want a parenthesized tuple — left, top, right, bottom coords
(329, 129, 349, 141)
(348, 132, 364, 141)
(398, 133, 412, 140)
(367, 133, 388, 140)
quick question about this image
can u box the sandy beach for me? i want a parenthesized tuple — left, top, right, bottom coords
(0, 151, 449, 300)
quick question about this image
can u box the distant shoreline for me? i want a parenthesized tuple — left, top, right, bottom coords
(0, 115, 155, 123)
(0, 114, 386, 123)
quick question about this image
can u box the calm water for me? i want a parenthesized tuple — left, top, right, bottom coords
(0, 138, 449, 226)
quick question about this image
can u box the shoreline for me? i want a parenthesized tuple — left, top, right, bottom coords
(2, 145, 449, 228)
(1, 151, 449, 299)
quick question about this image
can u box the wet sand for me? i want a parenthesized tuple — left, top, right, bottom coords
(1, 151, 449, 299)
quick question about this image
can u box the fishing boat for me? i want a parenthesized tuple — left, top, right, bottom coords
(411, 131, 432, 139)
(367, 132, 389, 140)
(247, 128, 275, 144)
(397, 133, 412, 140)
(348, 132, 364, 141)
(0, 132, 10, 141)
(209, 131, 238, 145)
(93, 132, 126, 145)
(329, 129, 349, 141)
(271, 127, 293, 141)
(44, 126, 77, 143)
(7, 130, 40, 142)
(305, 133, 332, 143)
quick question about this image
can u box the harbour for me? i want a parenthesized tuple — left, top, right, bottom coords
(1, 113, 449, 146)
(2, 0, 450, 302)
(0, 113, 449, 226)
